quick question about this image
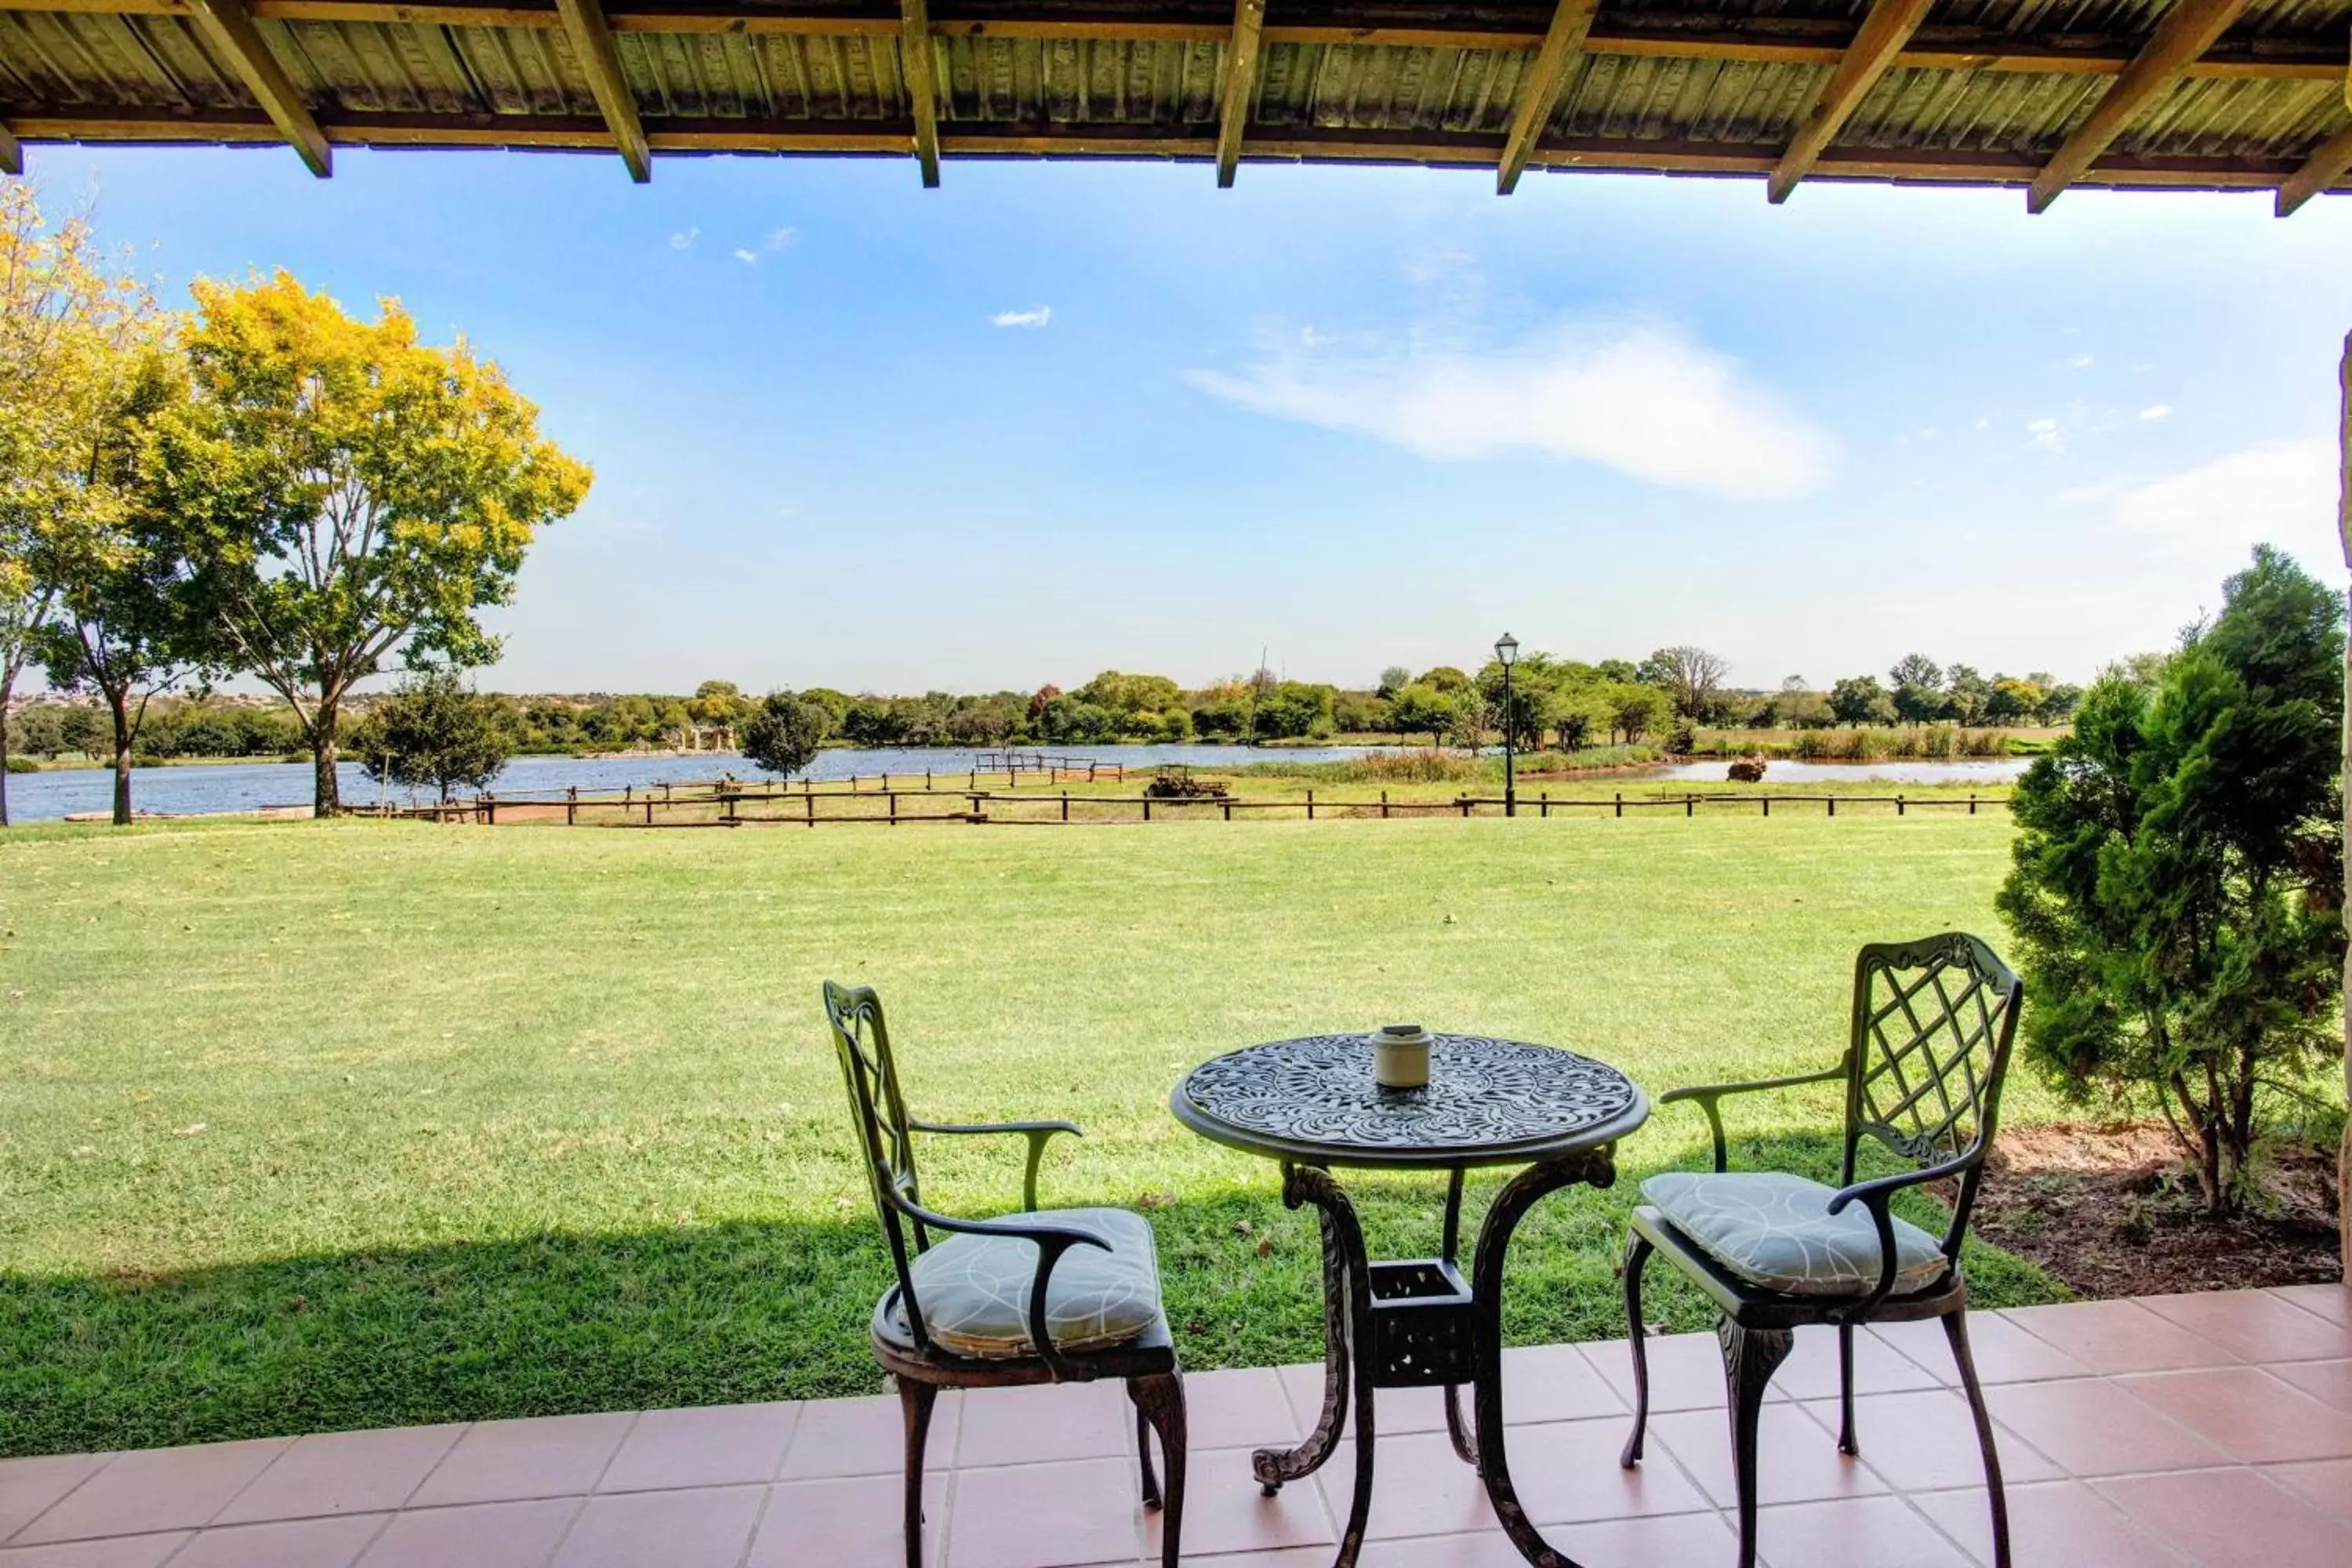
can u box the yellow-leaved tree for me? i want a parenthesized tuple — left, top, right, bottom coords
(151, 270, 592, 813)
(0, 182, 184, 826)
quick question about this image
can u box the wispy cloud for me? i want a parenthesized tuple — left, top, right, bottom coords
(1184, 320, 1833, 502)
(990, 307, 1053, 328)
(764, 227, 797, 251)
(669, 227, 700, 251)
(732, 248, 757, 266)
(2139, 404, 2172, 422)
(2063, 353, 2096, 371)
(2106, 438, 2336, 557)
(2025, 416, 2064, 453)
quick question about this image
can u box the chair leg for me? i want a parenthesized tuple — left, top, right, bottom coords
(1128, 1372, 1187, 1568)
(1619, 1230, 1654, 1468)
(897, 1377, 938, 1568)
(1134, 1399, 1160, 1508)
(1836, 1322, 1860, 1455)
(1720, 1320, 1794, 1568)
(1944, 1310, 2012, 1568)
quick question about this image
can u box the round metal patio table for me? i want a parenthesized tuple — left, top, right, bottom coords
(1171, 1033, 1650, 1568)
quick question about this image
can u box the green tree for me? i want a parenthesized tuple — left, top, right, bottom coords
(1944, 664, 1992, 726)
(153, 271, 591, 815)
(1388, 683, 1457, 747)
(1995, 546, 2344, 1215)
(1606, 683, 1670, 745)
(1376, 666, 1412, 699)
(741, 690, 829, 779)
(349, 667, 516, 803)
(1985, 677, 2046, 725)
(1639, 645, 1731, 720)
(1829, 675, 1896, 727)
(1889, 653, 1947, 723)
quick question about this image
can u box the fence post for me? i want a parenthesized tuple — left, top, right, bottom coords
(890, 791, 898, 825)
(805, 792, 815, 827)
(643, 798, 652, 826)
(1090, 764, 1098, 782)
(724, 790, 736, 824)
(1969, 793, 1977, 815)
(486, 796, 497, 826)
(1459, 797, 1471, 818)
(926, 770, 933, 791)
(1143, 797, 1152, 822)
(1541, 791, 1549, 818)
(1898, 793, 1907, 817)
(1762, 796, 1769, 818)
(1222, 800, 1232, 822)
(1061, 790, 1069, 822)
(1686, 793, 1694, 818)
(969, 769, 978, 791)
(1381, 790, 1389, 819)
(566, 786, 576, 827)
(1614, 792, 1623, 818)
(1829, 796, 1837, 818)
(1307, 790, 1316, 821)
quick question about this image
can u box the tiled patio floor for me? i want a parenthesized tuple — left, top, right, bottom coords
(4, 1287, 2348, 1566)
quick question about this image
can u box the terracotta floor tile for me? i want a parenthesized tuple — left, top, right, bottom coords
(1984, 1377, 2229, 1476)
(165, 1514, 385, 1568)
(947, 1457, 1138, 1568)
(2269, 1285, 2352, 1328)
(0, 1456, 107, 1543)
(1578, 1331, 1726, 1416)
(1497, 1344, 1626, 1425)
(1646, 1401, 1886, 1510)
(12, 1438, 288, 1544)
(546, 1484, 764, 1568)
(2269, 1358, 2352, 1416)
(1911, 1479, 2187, 1567)
(0, 1537, 190, 1568)
(2097, 1466, 2352, 1567)
(212, 1425, 463, 1523)
(1769, 1323, 1946, 1403)
(351, 1497, 577, 1568)
(1356, 1512, 1739, 1566)
(2266, 1457, 2352, 1526)
(1310, 1430, 1498, 1542)
(1499, 1416, 1713, 1525)
(1871, 1311, 2092, 1387)
(1752, 1495, 1973, 1568)
(956, 1381, 1133, 1468)
(1795, 1388, 2061, 1492)
(2118, 1366, 2352, 1465)
(1184, 1368, 1302, 1452)
(746, 1473, 947, 1568)
(1142, 1445, 1331, 1559)
(2140, 1290, 2352, 1363)
(2002, 1299, 2239, 1375)
(1278, 1363, 1450, 1437)
(595, 1402, 796, 1492)
(781, 1391, 961, 1480)
(405, 1412, 632, 1508)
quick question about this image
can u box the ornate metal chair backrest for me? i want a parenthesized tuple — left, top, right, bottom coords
(822, 981, 933, 1309)
(1839, 934, 2024, 1260)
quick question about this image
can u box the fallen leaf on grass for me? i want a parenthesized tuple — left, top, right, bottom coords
(174, 1123, 206, 1137)
(1136, 1191, 1176, 1210)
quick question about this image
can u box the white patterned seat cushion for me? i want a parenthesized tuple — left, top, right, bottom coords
(905, 1207, 1163, 1359)
(1642, 1171, 1949, 1298)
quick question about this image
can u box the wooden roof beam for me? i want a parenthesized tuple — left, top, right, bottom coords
(0, 121, 20, 175)
(2278, 124, 2352, 216)
(183, 0, 329, 175)
(2027, 0, 2252, 213)
(1769, 0, 1934, 202)
(553, 0, 648, 180)
(1497, 0, 1601, 194)
(899, 0, 941, 186)
(1215, 0, 1265, 187)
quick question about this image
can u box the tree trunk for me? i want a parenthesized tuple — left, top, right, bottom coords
(310, 698, 341, 816)
(2337, 329, 2350, 1276)
(0, 681, 13, 829)
(107, 687, 134, 826)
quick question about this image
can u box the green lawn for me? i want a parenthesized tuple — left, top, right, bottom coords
(0, 814, 2060, 1456)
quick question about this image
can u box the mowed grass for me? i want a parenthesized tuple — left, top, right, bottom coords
(0, 815, 2059, 1455)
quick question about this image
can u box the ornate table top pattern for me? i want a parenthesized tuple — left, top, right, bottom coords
(1172, 1033, 1648, 1169)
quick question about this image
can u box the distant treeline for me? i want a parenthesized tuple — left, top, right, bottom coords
(5, 648, 2083, 764)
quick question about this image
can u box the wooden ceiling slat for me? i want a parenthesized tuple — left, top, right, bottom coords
(1212, 0, 1260, 185)
(2278, 122, 2352, 216)
(550, 0, 646, 176)
(1496, 0, 1599, 193)
(183, 0, 328, 170)
(1768, 0, 1934, 201)
(2027, 0, 2256, 211)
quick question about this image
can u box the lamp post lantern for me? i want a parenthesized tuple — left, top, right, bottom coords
(1496, 633, 1520, 818)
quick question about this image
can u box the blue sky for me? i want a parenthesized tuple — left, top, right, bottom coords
(24, 142, 2352, 695)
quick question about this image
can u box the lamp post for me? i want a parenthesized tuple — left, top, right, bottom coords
(1496, 633, 1519, 818)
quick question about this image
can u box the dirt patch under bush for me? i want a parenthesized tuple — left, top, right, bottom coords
(1968, 1120, 2342, 1298)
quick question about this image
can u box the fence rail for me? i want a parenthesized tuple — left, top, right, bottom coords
(345, 780, 2012, 827)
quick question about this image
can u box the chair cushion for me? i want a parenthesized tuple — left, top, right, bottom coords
(904, 1207, 1163, 1359)
(1641, 1171, 1949, 1298)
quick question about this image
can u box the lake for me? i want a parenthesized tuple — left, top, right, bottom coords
(1, 743, 1389, 823)
(1652, 757, 2031, 784)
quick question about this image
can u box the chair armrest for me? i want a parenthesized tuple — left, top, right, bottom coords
(878, 1181, 1109, 1381)
(1657, 1065, 1847, 1172)
(1824, 1149, 1979, 1314)
(909, 1119, 1083, 1210)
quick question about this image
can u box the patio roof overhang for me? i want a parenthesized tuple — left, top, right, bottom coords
(0, 0, 2346, 212)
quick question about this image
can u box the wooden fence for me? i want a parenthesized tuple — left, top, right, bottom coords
(347, 777, 2012, 828)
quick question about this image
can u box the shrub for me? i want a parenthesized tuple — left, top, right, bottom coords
(741, 691, 829, 779)
(4, 755, 37, 774)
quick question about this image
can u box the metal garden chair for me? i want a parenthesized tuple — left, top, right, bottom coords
(1618, 933, 2022, 1568)
(821, 981, 1187, 1568)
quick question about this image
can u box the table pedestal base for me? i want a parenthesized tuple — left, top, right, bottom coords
(1253, 1152, 1621, 1568)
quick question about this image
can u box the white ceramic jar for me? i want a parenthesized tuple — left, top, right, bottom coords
(1372, 1023, 1432, 1088)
